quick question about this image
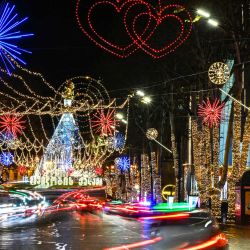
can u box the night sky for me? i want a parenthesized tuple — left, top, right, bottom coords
(14, 0, 197, 95)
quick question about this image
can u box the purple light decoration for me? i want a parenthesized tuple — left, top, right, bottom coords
(0, 2, 34, 74)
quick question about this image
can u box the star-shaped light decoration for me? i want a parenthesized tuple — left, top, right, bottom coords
(115, 156, 130, 172)
(198, 98, 225, 128)
(91, 109, 116, 136)
(0, 152, 14, 166)
(0, 115, 25, 137)
(0, 2, 33, 74)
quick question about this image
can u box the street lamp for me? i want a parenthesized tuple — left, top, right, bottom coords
(136, 90, 145, 97)
(207, 19, 219, 27)
(141, 96, 152, 104)
(196, 8, 219, 27)
(197, 9, 210, 18)
(116, 113, 124, 120)
(116, 113, 128, 124)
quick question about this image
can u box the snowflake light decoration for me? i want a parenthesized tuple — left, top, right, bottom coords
(0, 115, 25, 137)
(113, 132, 125, 150)
(208, 62, 230, 85)
(0, 152, 14, 166)
(92, 109, 116, 136)
(0, 2, 33, 74)
(115, 156, 130, 172)
(198, 98, 225, 128)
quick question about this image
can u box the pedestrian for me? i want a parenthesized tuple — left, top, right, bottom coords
(221, 200, 228, 224)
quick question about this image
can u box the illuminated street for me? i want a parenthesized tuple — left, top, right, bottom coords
(0, 210, 249, 250)
(1, 0, 250, 249)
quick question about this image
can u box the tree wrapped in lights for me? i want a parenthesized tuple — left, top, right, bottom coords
(36, 112, 80, 177)
(198, 98, 225, 128)
(0, 2, 33, 74)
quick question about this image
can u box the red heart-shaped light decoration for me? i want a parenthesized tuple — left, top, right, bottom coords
(76, 0, 152, 58)
(124, 4, 193, 58)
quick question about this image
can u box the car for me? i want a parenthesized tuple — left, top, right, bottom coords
(139, 209, 228, 249)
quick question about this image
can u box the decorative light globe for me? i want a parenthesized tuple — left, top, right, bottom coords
(208, 62, 230, 85)
(146, 128, 158, 140)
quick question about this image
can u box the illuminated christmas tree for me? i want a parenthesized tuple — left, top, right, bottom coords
(36, 81, 80, 177)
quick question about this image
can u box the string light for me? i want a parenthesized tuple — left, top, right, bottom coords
(0, 62, 130, 177)
(76, 0, 192, 58)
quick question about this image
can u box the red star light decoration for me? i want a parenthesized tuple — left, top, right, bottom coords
(0, 115, 25, 137)
(198, 98, 225, 128)
(92, 109, 116, 136)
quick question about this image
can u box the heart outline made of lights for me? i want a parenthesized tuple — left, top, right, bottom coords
(76, 0, 193, 58)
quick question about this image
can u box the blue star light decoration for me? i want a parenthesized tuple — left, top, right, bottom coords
(113, 132, 125, 150)
(0, 152, 14, 166)
(0, 2, 33, 74)
(115, 156, 130, 172)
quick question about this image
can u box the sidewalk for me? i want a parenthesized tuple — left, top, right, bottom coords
(220, 224, 250, 249)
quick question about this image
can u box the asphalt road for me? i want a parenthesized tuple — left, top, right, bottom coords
(1, 211, 250, 250)
(0, 212, 151, 250)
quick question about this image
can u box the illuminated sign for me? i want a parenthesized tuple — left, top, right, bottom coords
(161, 184, 175, 201)
(30, 175, 103, 188)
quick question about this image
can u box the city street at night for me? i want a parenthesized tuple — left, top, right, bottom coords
(1, 0, 250, 249)
(0, 210, 249, 250)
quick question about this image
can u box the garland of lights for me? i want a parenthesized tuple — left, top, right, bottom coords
(0, 62, 130, 177)
(0, 2, 33, 74)
(76, 0, 192, 58)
